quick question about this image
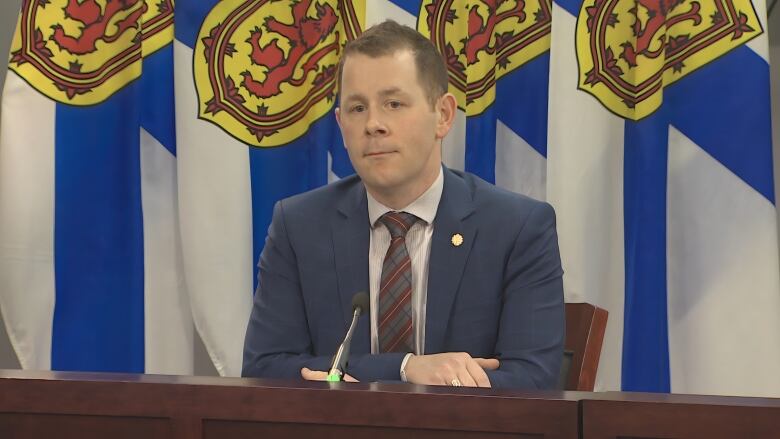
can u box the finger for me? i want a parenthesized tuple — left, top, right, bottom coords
(442, 363, 458, 386)
(452, 356, 478, 387)
(465, 359, 491, 388)
(300, 367, 327, 381)
(344, 373, 359, 383)
(474, 358, 500, 370)
(457, 367, 478, 387)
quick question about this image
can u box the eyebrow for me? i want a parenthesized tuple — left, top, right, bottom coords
(342, 87, 409, 103)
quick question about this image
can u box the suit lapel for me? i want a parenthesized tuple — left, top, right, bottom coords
(425, 169, 476, 354)
(332, 182, 371, 353)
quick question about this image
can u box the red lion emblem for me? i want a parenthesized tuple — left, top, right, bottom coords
(463, 0, 526, 65)
(242, 0, 339, 98)
(615, 0, 702, 68)
(51, 0, 146, 56)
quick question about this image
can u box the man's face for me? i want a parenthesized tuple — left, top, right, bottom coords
(336, 50, 453, 203)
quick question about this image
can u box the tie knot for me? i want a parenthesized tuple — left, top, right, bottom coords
(379, 211, 418, 239)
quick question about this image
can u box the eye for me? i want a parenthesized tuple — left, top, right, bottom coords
(349, 104, 366, 113)
(387, 100, 403, 109)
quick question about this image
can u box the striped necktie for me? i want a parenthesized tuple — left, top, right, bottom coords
(378, 211, 419, 353)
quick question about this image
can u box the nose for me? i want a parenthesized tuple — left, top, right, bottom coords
(364, 112, 388, 136)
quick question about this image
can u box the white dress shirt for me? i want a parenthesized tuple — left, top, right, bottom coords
(366, 167, 443, 358)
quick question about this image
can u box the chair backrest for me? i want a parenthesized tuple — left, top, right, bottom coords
(558, 302, 608, 391)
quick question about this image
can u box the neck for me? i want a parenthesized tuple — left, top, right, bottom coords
(367, 165, 441, 210)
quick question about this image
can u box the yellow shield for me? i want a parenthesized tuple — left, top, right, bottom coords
(418, 0, 552, 116)
(576, 0, 763, 120)
(8, 0, 174, 106)
(193, 0, 365, 147)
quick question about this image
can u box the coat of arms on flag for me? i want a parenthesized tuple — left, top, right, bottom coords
(577, 0, 762, 119)
(9, 0, 173, 104)
(193, 0, 364, 146)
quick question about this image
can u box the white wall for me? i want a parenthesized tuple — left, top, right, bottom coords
(1, 2, 779, 375)
(0, 0, 22, 370)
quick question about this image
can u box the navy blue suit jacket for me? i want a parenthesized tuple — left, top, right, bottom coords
(242, 168, 564, 389)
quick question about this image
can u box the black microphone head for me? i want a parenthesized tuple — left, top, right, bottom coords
(351, 291, 370, 314)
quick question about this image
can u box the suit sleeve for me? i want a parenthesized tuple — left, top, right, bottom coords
(242, 201, 407, 380)
(485, 201, 565, 389)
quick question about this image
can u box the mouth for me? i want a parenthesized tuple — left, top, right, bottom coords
(364, 150, 396, 158)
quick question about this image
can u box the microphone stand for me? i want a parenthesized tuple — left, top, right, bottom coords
(326, 307, 361, 382)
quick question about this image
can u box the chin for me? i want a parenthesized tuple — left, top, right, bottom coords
(360, 173, 403, 192)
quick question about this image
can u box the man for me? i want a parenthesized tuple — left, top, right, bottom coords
(242, 20, 564, 389)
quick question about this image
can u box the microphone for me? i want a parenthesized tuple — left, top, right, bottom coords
(327, 292, 369, 382)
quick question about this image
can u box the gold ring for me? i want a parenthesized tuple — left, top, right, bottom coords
(451, 378, 462, 387)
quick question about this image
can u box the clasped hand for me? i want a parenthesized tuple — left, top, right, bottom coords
(404, 352, 499, 387)
(301, 352, 499, 387)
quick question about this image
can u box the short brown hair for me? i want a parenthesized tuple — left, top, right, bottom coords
(337, 20, 449, 108)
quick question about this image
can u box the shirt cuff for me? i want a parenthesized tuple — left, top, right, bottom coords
(399, 353, 414, 382)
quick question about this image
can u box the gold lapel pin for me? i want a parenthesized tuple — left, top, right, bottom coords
(451, 233, 464, 247)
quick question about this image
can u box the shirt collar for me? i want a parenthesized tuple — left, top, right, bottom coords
(367, 166, 443, 227)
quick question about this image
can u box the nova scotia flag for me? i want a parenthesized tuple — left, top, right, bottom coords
(0, 0, 192, 373)
(548, 0, 780, 395)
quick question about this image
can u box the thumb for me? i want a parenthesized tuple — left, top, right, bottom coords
(301, 367, 326, 380)
(474, 358, 500, 370)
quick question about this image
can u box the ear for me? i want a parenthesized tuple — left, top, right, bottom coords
(434, 93, 457, 140)
(334, 106, 347, 150)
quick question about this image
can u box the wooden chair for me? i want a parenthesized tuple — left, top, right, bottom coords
(558, 302, 608, 391)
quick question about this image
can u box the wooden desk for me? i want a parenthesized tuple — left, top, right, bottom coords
(4, 370, 780, 438)
(582, 391, 780, 439)
(0, 370, 580, 439)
